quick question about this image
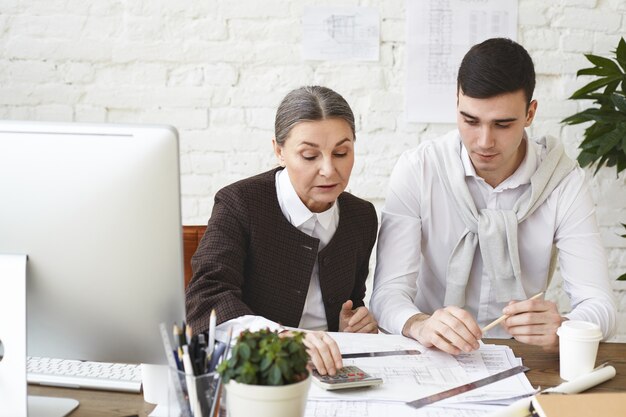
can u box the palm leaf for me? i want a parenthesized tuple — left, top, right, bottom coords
(616, 38, 626, 72)
(611, 94, 626, 112)
(593, 154, 610, 175)
(576, 150, 598, 168)
(570, 75, 623, 99)
(584, 54, 622, 74)
(577, 66, 620, 77)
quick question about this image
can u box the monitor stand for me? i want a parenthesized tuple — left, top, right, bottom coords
(0, 254, 79, 417)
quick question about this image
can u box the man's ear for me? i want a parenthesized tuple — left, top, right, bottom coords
(525, 100, 538, 127)
(272, 139, 285, 166)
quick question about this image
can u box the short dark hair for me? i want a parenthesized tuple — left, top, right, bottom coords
(457, 38, 535, 106)
(274, 86, 355, 146)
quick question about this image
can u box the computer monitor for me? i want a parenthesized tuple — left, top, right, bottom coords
(0, 120, 186, 365)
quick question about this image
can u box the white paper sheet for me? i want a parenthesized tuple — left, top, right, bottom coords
(307, 334, 534, 407)
(406, 0, 518, 123)
(305, 399, 502, 417)
(302, 6, 379, 61)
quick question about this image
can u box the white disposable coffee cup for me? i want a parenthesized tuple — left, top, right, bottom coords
(556, 320, 602, 381)
(141, 363, 169, 405)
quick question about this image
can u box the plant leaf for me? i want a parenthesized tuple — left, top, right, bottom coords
(618, 272, 626, 281)
(277, 358, 292, 381)
(259, 355, 272, 371)
(611, 93, 626, 112)
(605, 79, 621, 95)
(617, 156, 626, 174)
(616, 38, 626, 72)
(577, 150, 597, 168)
(585, 53, 622, 74)
(577, 66, 620, 77)
(562, 113, 592, 125)
(238, 342, 251, 361)
(594, 127, 624, 155)
(268, 364, 282, 385)
(571, 75, 623, 99)
(593, 154, 610, 175)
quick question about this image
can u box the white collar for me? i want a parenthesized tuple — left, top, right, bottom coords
(277, 169, 338, 230)
(460, 131, 537, 191)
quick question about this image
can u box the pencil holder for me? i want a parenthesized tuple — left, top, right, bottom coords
(168, 367, 223, 417)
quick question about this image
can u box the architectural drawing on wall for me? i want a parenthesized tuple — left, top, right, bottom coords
(325, 14, 356, 43)
(406, 0, 518, 123)
(302, 6, 379, 61)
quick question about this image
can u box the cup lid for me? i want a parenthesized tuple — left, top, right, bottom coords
(557, 320, 602, 341)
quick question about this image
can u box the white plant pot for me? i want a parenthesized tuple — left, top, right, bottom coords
(225, 375, 311, 417)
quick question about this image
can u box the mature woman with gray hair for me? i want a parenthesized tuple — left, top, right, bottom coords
(186, 86, 378, 375)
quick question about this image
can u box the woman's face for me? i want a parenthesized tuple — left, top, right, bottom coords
(273, 118, 355, 213)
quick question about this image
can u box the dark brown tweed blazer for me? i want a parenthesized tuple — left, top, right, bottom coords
(185, 167, 378, 333)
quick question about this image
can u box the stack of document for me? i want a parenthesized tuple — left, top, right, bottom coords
(305, 333, 536, 417)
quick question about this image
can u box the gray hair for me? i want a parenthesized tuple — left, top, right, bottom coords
(274, 86, 356, 146)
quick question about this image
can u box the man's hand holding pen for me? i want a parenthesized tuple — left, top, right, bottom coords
(501, 297, 564, 352)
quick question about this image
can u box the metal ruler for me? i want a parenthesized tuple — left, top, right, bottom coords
(406, 365, 530, 409)
(341, 349, 421, 359)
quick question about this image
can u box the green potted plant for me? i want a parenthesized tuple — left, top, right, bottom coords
(562, 37, 626, 282)
(562, 37, 626, 175)
(217, 328, 311, 417)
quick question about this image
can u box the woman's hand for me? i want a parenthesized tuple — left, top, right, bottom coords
(301, 331, 343, 376)
(339, 300, 378, 334)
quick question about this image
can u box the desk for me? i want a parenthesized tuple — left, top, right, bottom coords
(487, 339, 626, 392)
(29, 340, 626, 416)
(28, 385, 155, 417)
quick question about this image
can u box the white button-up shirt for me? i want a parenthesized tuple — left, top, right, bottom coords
(275, 168, 339, 331)
(371, 130, 616, 339)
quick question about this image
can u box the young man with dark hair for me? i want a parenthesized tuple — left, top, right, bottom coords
(371, 38, 616, 355)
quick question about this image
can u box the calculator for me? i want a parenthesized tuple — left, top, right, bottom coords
(312, 366, 383, 390)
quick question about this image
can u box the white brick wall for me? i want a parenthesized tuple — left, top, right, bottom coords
(1, 0, 624, 339)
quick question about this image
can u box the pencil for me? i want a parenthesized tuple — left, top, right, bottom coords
(481, 292, 545, 333)
(174, 324, 185, 348)
(186, 323, 193, 345)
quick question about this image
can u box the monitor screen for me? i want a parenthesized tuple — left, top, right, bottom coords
(0, 120, 185, 365)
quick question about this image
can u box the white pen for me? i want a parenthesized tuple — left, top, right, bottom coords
(207, 309, 216, 358)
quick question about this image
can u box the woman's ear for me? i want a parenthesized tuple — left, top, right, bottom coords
(272, 139, 285, 167)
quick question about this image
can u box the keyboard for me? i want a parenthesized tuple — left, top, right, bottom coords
(27, 356, 143, 393)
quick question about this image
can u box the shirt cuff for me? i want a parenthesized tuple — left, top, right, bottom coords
(384, 306, 425, 336)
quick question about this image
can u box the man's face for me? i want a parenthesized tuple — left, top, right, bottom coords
(456, 89, 537, 188)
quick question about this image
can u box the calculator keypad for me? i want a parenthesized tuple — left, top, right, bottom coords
(317, 366, 369, 383)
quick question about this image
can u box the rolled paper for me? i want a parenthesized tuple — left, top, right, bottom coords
(544, 365, 616, 394)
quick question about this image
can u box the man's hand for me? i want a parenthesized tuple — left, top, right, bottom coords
(501, 298, 564, 352)
(338, 300, 378, 334)
(402, 307, 481, 355)
(301, 331, 343, 376)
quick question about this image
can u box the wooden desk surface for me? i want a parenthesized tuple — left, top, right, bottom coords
(28, 385, 155, 417)
(30, 340, 626, 416)
(486, 339, 626, 392)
